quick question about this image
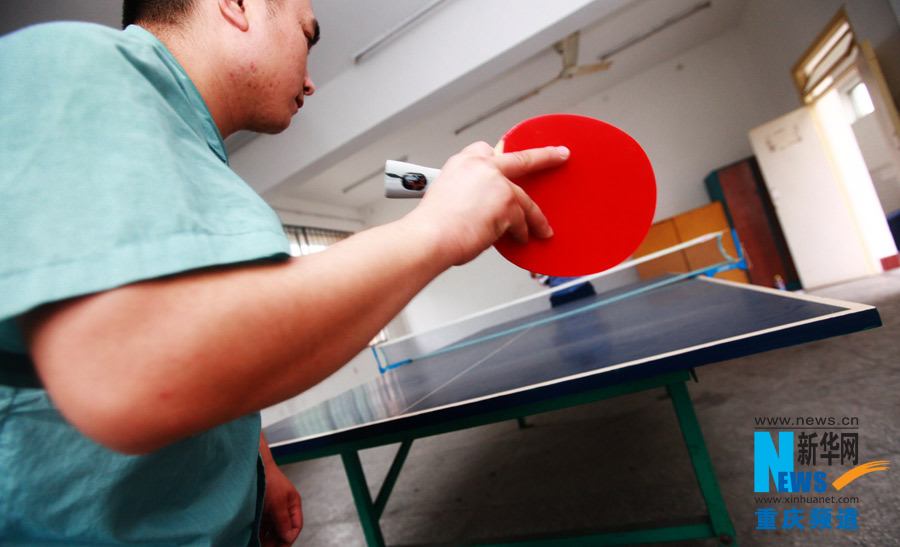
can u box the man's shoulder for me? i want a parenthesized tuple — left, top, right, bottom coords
(4, 23, 139, 75)
(2, 21, 122, 49)
(1, 22, 172, 98)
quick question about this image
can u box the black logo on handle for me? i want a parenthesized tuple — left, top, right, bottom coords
(387, 172, 427, 191)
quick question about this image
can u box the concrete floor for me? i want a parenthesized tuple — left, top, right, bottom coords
(281, 270, 900, 546)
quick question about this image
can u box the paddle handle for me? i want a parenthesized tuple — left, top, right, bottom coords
(384, 160, 440, 198)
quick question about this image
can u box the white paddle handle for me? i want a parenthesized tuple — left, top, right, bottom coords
(384, 160, 441, 198)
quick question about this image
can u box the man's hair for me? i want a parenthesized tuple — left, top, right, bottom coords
(122, 0, 195, 29)
(123, 0, 284, 29)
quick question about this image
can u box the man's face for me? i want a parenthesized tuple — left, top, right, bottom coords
(240, 0, 319, 133)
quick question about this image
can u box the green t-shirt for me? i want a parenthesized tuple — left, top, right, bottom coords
(0, 22, 289, 545)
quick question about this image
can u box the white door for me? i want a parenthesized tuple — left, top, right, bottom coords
(749, 106, 874, 289)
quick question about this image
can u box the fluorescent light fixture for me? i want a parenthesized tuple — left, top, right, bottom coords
(597, 1, 712, 61)
(342, 156, 408, 194)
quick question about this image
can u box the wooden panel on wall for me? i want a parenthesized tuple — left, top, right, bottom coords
(674, 202, 748, 283)
(712, 158, 801, 289)
(634, 219, 690, 278)
(674, 203, 739, 265)
(634, 202, 748, 283)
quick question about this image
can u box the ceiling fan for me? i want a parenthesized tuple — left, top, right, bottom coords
(454, 31, 611, 135)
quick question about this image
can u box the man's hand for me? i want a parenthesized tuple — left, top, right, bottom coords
(260, 434, 302, 546)
(406, 142, 569, 267)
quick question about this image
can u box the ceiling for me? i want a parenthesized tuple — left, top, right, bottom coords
(4, 0, 748, 219)
(0, 0, 436, 90)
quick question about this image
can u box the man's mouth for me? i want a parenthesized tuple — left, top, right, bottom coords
(295, 96, 303, 109)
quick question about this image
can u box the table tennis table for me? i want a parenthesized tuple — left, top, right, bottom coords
(265, 274, 881, 547)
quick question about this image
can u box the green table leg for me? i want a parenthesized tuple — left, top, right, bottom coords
(667, 381, 737, 546)
(340, 440, 414, 546)
(341, 450, 386, 547)
(373, 440, 413, 518)
(324, 373, 735, 546)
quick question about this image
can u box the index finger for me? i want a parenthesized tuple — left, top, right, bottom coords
(492, 145, 570, 180)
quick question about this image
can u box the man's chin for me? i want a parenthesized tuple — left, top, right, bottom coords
(245, 114, 293, 135)
(261, 124, 290, 135)
(261, 120, 292, 135)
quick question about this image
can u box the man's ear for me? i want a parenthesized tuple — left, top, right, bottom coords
(219, 0, 249, 31)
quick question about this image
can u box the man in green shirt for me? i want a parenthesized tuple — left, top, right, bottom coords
(0, 0, 568, 544)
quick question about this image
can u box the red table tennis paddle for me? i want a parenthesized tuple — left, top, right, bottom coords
(385, 114, 656, 276)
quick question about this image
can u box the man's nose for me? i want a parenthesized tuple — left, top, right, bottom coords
(303, 72, 315, 96)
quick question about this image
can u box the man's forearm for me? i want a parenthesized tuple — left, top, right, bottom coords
(20, 144, 568, 454)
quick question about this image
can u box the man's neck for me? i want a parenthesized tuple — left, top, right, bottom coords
(142, 22, 239, 139)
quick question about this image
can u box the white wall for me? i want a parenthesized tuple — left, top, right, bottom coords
(814, 91, 898, 270)
(572, 29, 770, 220)
(855, 113, 900, 214)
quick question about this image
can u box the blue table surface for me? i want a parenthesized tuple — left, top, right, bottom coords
(265, 277, 880, 455)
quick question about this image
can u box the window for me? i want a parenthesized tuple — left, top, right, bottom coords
(848, 82, 875, 121)
(791, 8, 858, 105)
(282, 225, 353, 257)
